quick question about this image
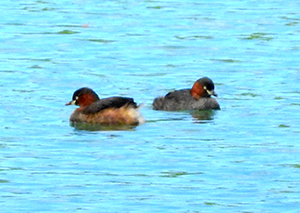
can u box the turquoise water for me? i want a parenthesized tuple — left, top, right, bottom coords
(1, 0, 300, 212)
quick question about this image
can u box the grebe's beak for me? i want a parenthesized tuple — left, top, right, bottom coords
(65, 100, 76, 106)
(207, 90, 217, 97)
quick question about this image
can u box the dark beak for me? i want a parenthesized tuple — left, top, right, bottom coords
(208, 90, 217, 97)
(65, 100, 76, 106)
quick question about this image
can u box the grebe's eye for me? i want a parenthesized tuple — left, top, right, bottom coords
(73, 96, 79, 104)
(203, 86, 207, 90)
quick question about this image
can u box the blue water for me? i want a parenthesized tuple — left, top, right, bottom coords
(1, 0, 300, 212)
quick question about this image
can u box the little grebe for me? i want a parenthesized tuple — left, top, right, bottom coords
(153, 77, 220, 111)
(66, 87, 144, 125)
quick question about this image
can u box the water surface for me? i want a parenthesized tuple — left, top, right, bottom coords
(1, 0, 300, 212)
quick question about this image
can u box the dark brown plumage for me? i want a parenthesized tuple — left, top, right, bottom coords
(153, 77, 220, 111)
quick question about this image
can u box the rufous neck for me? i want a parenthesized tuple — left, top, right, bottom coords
(190, 81, 205, 99)
(77, 93, 98, 107)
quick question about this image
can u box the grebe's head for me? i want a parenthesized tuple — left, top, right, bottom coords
(66, 87, 100, 107)
(190, 77, 217, 99)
